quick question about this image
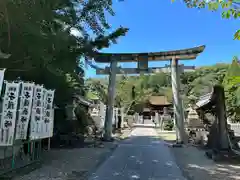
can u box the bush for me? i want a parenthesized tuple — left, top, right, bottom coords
(164, 120, 174, 131)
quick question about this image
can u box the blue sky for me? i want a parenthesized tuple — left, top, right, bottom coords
(85, 0, 240, 78)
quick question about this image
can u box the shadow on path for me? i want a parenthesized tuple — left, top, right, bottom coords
(88, 127, 186, 180)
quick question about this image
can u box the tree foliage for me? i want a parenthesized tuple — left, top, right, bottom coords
(0, 0, 129, 134)
(179, 0, 240, 40)
(0, 0, 128, 109)
(223, 56, 240, 121)
(87, 60, 240, 121)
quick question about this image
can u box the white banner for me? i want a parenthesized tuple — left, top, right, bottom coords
(99, 103, 105, 129)
(0, 81, 21, 146)
(30, 85, 44, 140)
(15, 82, 34, 140)
(42, 89, 55, 138)
(0, 69, 5, 95)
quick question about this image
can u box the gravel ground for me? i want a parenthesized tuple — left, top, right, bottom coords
(12, 143, 116, 180)
(156, 130, 240, 180)
(171, 145, 240, 180)
(10, 128, 132, 180)
(11, 128, 240, 180)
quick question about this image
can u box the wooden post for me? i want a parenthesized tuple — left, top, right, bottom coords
(103, 58, 118, 141)
(171, 58, 185, 143)
(48, 137, 51, 150)
(214, 85, 229, 149)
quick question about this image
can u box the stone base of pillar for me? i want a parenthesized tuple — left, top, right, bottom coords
(171, 143, 184, 148)
(101, 136, 115, 142)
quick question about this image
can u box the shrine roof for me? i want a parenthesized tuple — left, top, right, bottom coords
(196, 93, 213, 108)
(93, 45, 205, 63)
(148, 96, 172, 106)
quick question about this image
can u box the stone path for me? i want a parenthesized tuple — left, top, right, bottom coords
(88, 127, 186, 180)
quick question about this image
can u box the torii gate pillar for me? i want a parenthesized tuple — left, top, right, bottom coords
(94, 45, 205, 143)
(171, 58, 186, 144)
(103, 58, 118, 141)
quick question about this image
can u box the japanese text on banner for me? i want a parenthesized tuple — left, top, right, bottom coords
(0, 82, 21, 146)
(15, 83, 34, 140)
(30, 85, 44, 140)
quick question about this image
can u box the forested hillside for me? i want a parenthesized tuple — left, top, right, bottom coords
(86, 58, 240, 122)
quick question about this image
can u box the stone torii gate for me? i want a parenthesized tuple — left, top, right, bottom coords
(93, 45, 205, 143)
(96, 64, 196, 75)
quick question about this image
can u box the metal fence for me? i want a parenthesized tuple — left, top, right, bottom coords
(0, 81, 53, 176)
(0, 139, 44, 176)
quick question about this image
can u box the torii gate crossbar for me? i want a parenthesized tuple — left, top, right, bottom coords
(93, 45, 205, 143)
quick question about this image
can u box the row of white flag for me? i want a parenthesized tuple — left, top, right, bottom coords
(0, 79, 55, 146)
(92, 104, 123, 126)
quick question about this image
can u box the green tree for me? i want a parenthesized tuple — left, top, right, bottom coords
(0, 0, 129, 133)
(223, 57, 240, 122)
(148, 72, 171, 94)
(86, 79, 108, 103)
(86, 63, 235, 117)
(180, 0, 240, 40)
(0, 0, 128, 108)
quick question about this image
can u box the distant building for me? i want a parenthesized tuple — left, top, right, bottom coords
(137, 96, 173, 116)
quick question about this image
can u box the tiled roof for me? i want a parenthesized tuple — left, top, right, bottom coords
(148, 96, 171, 106)
(196, 93, 213, 108)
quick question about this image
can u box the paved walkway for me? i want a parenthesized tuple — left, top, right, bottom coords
(88, 127, 186, 180)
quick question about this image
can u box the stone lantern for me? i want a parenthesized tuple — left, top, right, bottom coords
(186, 95, 203, 129)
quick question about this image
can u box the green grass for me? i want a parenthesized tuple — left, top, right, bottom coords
(157, 131, 176, 142)
(119, 135, 129, 140)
